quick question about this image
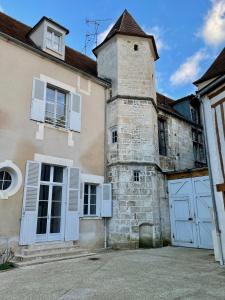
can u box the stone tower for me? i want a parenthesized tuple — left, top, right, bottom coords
(94, 10, 163, 248)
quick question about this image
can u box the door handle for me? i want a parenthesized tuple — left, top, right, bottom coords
(188, 217, 193, 221)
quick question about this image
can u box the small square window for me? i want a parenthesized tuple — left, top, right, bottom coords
(133, 170, 140, 182)
(134, 44, 138, 51)
(111, 128, 118, 144)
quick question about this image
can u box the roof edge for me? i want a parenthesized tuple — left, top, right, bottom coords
(93, 31, 159, 60)
(0, 31, 110, 87)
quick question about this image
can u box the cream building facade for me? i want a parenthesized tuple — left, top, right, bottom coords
(0, 10, 211, 260)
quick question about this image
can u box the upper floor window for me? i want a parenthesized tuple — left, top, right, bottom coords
(134, 44, 138, 51)
(158, 118, 167, 156)
(192, 129, 206, 166)
(111, 128, 118, 144)
(31, 78, 82, 132)
(190, 106, 200, 124)
(46, 28, 62, 53)
(45, 86, 67, 128)
(133, 170, 140, 182)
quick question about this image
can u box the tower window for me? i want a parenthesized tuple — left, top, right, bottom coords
(133, 170, 140, 182)
(158, 118, 167, 156)
(134, 44, 138, 51)
(111, 128, 118, 144)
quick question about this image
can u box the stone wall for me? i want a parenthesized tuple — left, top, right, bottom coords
(107, 98, 159, 165)
(107, 164, 167, 248)
(158, 109, 195, 171)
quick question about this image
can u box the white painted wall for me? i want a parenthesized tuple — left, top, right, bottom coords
(202, 96, 225, 262)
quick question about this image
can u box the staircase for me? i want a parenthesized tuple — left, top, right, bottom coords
(14, 241, 96, 266)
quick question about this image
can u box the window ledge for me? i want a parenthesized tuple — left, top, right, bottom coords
(44, 122, 69, 133)
(45, 46, 63, 56)
(80, 216, 103, 220)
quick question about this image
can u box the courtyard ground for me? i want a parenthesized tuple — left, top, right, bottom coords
(0, 246, 225, 300)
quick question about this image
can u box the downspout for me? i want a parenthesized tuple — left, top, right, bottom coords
(103, 86, 109, 249)
(199, 95, 224, 265)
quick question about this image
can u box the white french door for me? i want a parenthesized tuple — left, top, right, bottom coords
(36, 164, 66, 242)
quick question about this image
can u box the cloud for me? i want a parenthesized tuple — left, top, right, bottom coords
(145, 26, 168, 52)
(0, 4, 4, 12)
(170, 50, 208, 86)
(200, 0, 225, 46)
(97, 23, 114, 45)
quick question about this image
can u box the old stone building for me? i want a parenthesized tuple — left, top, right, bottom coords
(0, 9, 212, 262)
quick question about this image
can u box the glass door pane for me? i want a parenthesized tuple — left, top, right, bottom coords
(50, 185, 62, 234)
(36, 185, 49, 234)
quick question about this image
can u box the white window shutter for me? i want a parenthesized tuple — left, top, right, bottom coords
(69, 92, 82, 132)
(19, 161, 41, 245)
(65, 167, 80, 241)
(96, 185, 102, 217)
(30, 78, 46, 122)
(101, 183, 112, 217)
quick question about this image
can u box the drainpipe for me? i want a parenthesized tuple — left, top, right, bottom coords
(103, 86, 109, 250)
(199, 95, 224, 265)
(104, 218, 107, 249)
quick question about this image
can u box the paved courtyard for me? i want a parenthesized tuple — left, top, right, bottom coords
(0, 246, 225, 300)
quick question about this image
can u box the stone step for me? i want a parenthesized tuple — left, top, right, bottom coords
(15, 247, 91, 263)
(21, 241, 75, 251)
(14, 252, 97, 267)
(21, 245, 80, 256)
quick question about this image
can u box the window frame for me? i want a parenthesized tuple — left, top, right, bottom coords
(192, 128, 206, 166)
(158, 118, 167, 156)
(133, 170, 140, 182)
(46, 27, 62, 54)
(45, 84, 68, 129)
(111, 127, 118, 144)
(0, 161, 22, 200)
(83, 183, 98, 216)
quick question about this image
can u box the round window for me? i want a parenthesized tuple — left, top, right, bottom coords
(0, 171, 12, 190)
(0, 161, 22, 199)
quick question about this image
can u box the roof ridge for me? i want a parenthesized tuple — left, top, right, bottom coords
(118, 9, 127, 31)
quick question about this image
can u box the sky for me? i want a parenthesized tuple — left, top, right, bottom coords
(1, 0, 225, 99)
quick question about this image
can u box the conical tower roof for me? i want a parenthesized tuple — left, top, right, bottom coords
(93, 9, 159, 60)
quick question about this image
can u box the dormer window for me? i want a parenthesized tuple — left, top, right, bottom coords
(46, 28, 62, 53)
(28, 16, 69, 60)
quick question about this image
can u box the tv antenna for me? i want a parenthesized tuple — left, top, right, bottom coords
(83, 18, 111, 54)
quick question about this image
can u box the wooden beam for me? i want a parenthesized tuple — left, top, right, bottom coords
(166, 168, 208, 180)
(216, 183, 225, 192)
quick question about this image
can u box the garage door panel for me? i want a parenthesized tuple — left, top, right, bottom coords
(193, 177, 211, 194)
(173, 199, 190, 219)
(174, 221, 194, 244)
(196, 195, 212, 220)
(170, 180, 192, 196)
(198, 222, 213, 249)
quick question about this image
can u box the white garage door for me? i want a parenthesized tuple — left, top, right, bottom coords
(168, 176, 213, 249)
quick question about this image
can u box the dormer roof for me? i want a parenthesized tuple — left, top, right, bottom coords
(93, 9, 159, 60)
(27, 16, 69, 37)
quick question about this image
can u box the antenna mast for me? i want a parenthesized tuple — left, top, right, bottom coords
(83, 18, 111, 54)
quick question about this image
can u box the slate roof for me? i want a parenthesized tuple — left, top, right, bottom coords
(194, 47, 225, 85)
(0, 12, 98, 78)
(93, 9, 159, 60)
(156, 93, 197, 123)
